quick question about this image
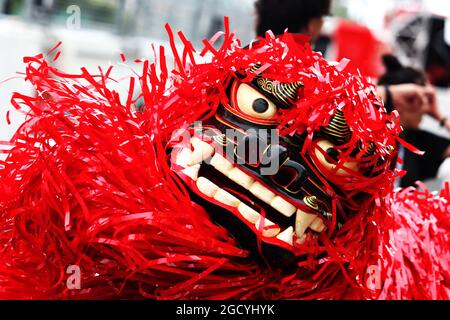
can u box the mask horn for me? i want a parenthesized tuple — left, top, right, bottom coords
(321, 110, 352, 144)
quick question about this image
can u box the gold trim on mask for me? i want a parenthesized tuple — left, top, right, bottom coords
(213, 134, 228, 146)
(249, 64, 303, 109)
(321, 110, 352, 144)
(303, 195, 320, 210)
(364, 142, 376, 157)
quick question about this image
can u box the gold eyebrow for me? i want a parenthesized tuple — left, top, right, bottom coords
(249, 64, 303, 109)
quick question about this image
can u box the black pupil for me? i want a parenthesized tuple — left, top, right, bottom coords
(252, 98, 269, 113)
(326, 148, 340, 162)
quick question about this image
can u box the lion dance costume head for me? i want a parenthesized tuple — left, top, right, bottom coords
(0, 18, 449, 299)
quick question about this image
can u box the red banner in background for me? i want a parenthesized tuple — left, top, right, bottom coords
(333, 20, 389, 79)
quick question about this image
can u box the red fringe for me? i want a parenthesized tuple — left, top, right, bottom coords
(376, 185, 450, 299)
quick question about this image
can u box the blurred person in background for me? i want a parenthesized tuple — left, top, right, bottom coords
(253, 0, 435, 114)
(379, 55, 450, 131)
(379, 55, 450, 187)
(254, 0, 331, 43)
(254, 0, 442, 186)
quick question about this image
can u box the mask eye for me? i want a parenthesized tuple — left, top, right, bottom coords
(235, 83, 278, 119)
(326, 147, 340, 162)
(313, 139, 359, 176)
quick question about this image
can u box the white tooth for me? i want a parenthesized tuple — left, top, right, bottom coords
(255, 216, 280, 238)
(309, 217, 326, 233)
(237, 203, 261, 223)
(175, 148, 193, 168)
(296, 234, 307, 245)
(196, 177, 219, 198)
(249, 181, 276, 203)
(270, 196, 296, 217)
(213, 189, 240, 208)
(276, 226, 294, 245)
(189, 137, 215, 166)
(210, 153, 234, 176)
(181, 164, 200, 181)
(228, 167, 254, 189)
(295, 209, 317, 238)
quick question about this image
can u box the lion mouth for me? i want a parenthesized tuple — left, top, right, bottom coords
(171, 137, 327, 249)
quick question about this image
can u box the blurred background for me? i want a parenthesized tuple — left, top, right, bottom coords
(2, 0, 450, 189)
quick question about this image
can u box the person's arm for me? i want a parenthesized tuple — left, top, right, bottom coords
(377, 84, 428, 129)
(377, 84, 429, 113)
(442, 118, 450, 133)
(419, 84, 450, 132)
